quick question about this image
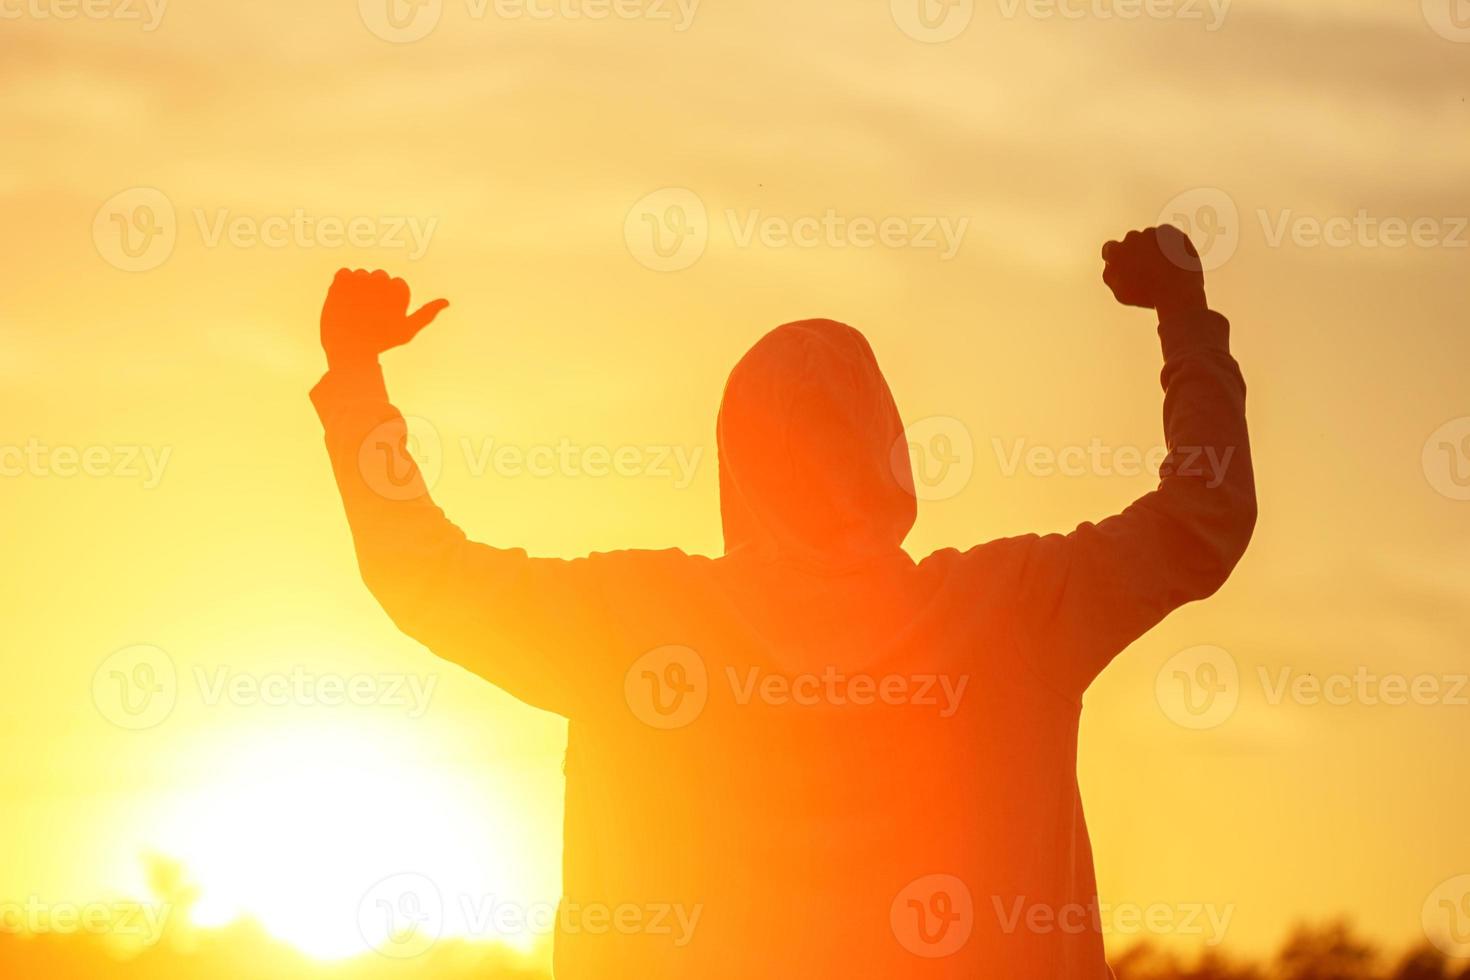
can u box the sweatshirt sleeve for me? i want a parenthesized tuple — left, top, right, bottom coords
(1002, 309, 1257, 697)
(309, 361, 644, 719)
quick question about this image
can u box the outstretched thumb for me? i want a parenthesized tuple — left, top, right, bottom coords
(406, 298, 450, 337)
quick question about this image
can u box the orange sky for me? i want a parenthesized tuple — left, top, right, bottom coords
(2, 0, 1469, 966)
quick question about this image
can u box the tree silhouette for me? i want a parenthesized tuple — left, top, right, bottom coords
(1277, 920, 1380, 980)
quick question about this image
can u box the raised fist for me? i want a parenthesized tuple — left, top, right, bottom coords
(1101, 225, 1207, 321)
(320, 268, 448, 369)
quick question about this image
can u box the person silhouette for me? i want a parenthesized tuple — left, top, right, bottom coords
(311, 224, 1255, 979)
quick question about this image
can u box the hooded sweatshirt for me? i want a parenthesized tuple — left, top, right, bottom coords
(311, 310, 1255, 979)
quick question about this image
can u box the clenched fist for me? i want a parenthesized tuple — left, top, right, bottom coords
(320, 268, 449, 369)
(1101, 226, 1207, 322)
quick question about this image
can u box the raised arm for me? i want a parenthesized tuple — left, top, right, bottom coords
(1007, 226, 1257, 695)
(311, 269, 631, 717)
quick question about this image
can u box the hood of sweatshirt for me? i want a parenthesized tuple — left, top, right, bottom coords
(716, 318, 916, 569)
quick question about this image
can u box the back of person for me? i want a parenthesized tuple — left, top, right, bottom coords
(310, 226, 1255, 978)
(553, 547, 1103, 979)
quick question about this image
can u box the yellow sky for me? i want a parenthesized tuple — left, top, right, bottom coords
(2, 0, 1469, 965)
